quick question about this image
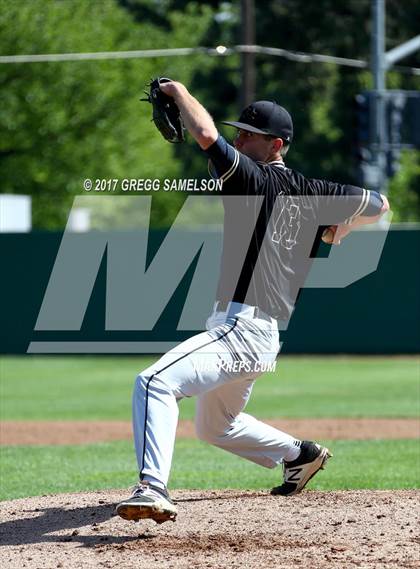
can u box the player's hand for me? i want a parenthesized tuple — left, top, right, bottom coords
(159, 80, 186, 100)
(380, 193, 390, 215)
(322, 223, 352, 245)
(332, 223, 352, 245)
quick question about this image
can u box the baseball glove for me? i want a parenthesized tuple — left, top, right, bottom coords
(141, 77, 185, 143)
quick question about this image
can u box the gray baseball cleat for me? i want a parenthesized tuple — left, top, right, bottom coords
(116, 481, 177, 524)
(271, 441, 332, 496)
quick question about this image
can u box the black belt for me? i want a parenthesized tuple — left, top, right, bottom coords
(215, 300, 274, 321)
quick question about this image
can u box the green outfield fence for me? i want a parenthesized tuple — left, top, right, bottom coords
(0, 228, 419, 354)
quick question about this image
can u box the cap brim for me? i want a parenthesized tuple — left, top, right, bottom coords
(221, 121, 268, 135)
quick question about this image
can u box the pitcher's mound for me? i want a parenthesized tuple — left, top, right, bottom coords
(1, 489, 418, 568)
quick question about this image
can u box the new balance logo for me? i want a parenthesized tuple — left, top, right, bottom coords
(287, 467, 303, 482)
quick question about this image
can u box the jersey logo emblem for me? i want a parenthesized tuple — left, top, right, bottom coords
(271, 199, 301, 250)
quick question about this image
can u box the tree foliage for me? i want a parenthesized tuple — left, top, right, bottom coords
(1, 0, 419, 227)
(388, 150, 420, 222)
(173, 0, 420, 218)
(0, 0, 212, 228)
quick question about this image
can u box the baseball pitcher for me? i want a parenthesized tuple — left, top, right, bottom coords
(116, 78, 390, 524)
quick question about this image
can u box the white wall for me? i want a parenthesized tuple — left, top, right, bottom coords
(0, 194, 32, 232)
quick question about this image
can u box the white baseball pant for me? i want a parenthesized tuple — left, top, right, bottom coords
(132, 302, 301, 488)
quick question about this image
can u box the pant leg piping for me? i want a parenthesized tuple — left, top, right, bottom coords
(140, 318, 239, 477)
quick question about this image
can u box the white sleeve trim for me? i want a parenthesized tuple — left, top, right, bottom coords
(207, 159, 218, 180)
(219, 148, 240, 182)
(345, 188, 370, 224)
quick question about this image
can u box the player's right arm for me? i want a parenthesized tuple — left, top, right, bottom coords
(159, 80, 263, 192)
(159, 81, 218, 149)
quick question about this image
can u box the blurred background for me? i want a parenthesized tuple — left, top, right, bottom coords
(0, 0, 419, 354)
(0, 0, 418, 502)
(1, 0, 419, 229)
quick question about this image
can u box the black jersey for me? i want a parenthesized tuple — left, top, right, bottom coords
(205, 135, 383, 322)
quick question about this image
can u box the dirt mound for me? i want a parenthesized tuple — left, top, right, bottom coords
(1, 489, 418, 568)
(2, 418, 419, 445)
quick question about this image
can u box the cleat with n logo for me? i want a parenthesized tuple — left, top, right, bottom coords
(271, 441, 332, 497)
(287, 467, 303, 482)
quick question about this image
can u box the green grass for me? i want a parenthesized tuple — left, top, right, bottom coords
(1, 439, 419, 501)
(1, 356, 418, 501)
(1, 356, 419, 419)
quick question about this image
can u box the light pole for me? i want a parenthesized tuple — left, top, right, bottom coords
(240, 0, 256, 109)
(371, 0, 387, 193)
(371, 0, 420, 193)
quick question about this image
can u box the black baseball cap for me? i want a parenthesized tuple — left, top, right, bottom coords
(222, 101, 293, 143)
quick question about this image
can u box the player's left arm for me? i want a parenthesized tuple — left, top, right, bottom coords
(159, 81, 218, 149)
(331, 193, 389, 244)
(313, 179, 390, 244)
